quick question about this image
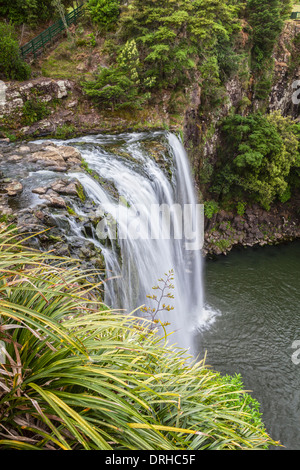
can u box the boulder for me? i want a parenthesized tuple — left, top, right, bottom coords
(30, 148, 66, 166)
(4, 181, 23, 196)
(7, 154, 22, 162)
(30, 145, 82, 170)
(32, 187, 48, 195)
(50, 179, 78, 196)
(41, 194, 66, 208)
(19, 146, 31, 153)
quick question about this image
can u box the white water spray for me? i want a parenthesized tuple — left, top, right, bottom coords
(37, 132, 204, 351)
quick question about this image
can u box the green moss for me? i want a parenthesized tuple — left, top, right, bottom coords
(55, 124, 77, 140)
(0, 214, 15, 223)
(76, 182, 86, 202)
(66, 206, 77, 216)
(47, 234, 63, 243)
(80, 159, 103, 183)
(214, 238, 232, 252)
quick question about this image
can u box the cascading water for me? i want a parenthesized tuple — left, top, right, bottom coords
(36, 132, 204, 351)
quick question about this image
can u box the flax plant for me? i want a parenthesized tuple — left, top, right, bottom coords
(0, 226, 280, 450)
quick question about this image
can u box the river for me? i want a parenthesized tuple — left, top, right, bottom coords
(194, 241, 300, 450)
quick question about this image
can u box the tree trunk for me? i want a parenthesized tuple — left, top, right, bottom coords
(52, 0, 74, 43)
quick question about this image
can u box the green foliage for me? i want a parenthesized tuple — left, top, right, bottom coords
(236, 201, 247, 216)
(82, 67, 145, 111)
(278, 186, 292, 203)
(0, 226, 279, 450)
(216, 36, 244, 82)
(21, 97, 51, 125)
(0, 129, 17, 142)
(119, 0, 241, 88)
(0, 0, 73, 25)
(214, 237, 232, 252)
(82, 0, 243, 110)
(253, 73, 273, 101)
(221, 373, 266, 429)
(54, 123, 76, 139)
(88, 33, 97, 48)
(199, 55, 228, 111)
(204, 200, 219, 219)
(213, 111, 300, 209)
(82, 39, 151, 110)
(0, 23, 31, 81)
(87, 0, 120, 30)
(245, 0, 293, 103)
(246, 0, 293, 69)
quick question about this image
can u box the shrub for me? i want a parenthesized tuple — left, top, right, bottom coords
(55, 123, 76, 139)
(246, 0, 293, 69)
(119, 0, 241, 89)
(0, 23, 31, 81)
(82, 39, 153, 111)
(204, 200, 219, 219)
(213, 112, 300, 209)
(82, 38, 154, 111)
(87, 0, 120, 30)
(21, 97, 51, 125)
(82, 67, 144, 111)
(0, 0, 71, 26)
(0, 226, 279, 450)
(236, 201, 247, 216)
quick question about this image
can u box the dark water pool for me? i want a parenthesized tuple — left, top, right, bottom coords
(194, 241, 300, 450)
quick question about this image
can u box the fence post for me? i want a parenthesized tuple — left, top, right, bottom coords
(20, 4, 84, 59)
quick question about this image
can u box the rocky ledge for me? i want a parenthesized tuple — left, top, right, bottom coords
(0, 138, 106, 277)
(203, 202, 300, 257)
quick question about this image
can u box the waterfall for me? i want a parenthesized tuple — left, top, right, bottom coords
(37, 132, 204, 351)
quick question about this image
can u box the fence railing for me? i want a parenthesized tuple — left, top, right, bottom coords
(291, 11, 300, 20)
(20, 3, 84, 60)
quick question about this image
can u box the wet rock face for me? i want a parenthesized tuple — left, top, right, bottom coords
(0, 139, 82, 215)
(0, 139, 105, 274)
(29, 145, 82, 171)
(2, 180, 23, 196)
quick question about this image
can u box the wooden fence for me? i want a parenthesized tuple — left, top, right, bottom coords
(291, 11, 300, 20)
(20, 3, 84, 60)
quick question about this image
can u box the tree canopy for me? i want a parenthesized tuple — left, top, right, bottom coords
(0, 0, 74, 25)
(0, 23, 31, 80)
(213, 112, 300, 208)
